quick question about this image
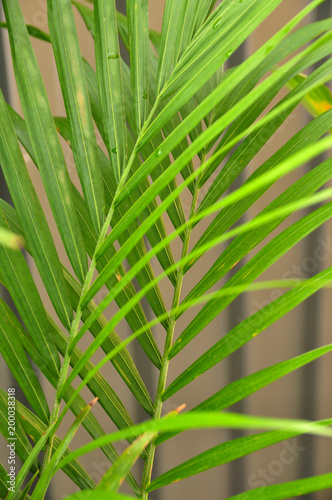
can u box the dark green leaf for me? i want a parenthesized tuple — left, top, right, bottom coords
(0, 209, 60, 374)
(0, 300, 50, 423)
(140, 0, 287, 146)
(48, 0, 105, 233)
(0, 91, 73, 329)
(127, 0, 149, 133)
(2, 0, 88, 284)
(94, 0, 127, 181)
(156, 0, 190, 93)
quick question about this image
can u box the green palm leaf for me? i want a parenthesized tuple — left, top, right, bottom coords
(0, 211, 60, 373)
(0, 227, 23, 249)
(156, 0, 189, 93)
(164, 266, 332, 400)
(0, 300, 50, 423)
(47, 0, 105, 233)
(0, 91, 73, 329)
(148, 419, 332, 491)
(13, 308, 140, 494)
(227, 474, 332, 500)
(64, 493, 136, 500)
(94, 0, 127, 182)
(2, 0, 88, 285)
(1, 1, 332, 498)
(0, 390, 39, 473)
(156, 344, 332, 446)
(57, 412, 332, 468)
(96, 432, 155, 493)
(10, 394, 96, 491)
(126, 0, 149, 134)
(30, 399, 96, 499)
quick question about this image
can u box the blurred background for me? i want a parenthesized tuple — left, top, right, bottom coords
(0, 0, 332, 499)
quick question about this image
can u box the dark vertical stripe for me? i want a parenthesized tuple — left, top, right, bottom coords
(225, 41, 248, 496)
(116, 0, 129, 63)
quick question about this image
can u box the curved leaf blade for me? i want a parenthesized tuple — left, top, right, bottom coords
(30, 400, 96, 500)
(5, 423, 57, 500)
(227, 474, 332, 500)
(11, 395, 96, 492)
(0, 91, 73, 329)
(148, 419, 332, 491)
(57, 411, 332, 470)
(127, 0, 149, 134)
(164, 267, 332, 400)
(48, 0, 105, 233)
(64, 492, 136, 500)
(0, 300, 50, 423)
(94, 0, 127, 181)
(97, 432, 155, 493)
(0, 210, 60, 373)
(0, 390, 38, 473)
(172, 163, 332, 356)
(14, 315, 141, 494)
(3, 0, 88, 284)
(0, 227, 23, 249)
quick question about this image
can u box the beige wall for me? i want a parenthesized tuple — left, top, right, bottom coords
(1, 1, 331, 499)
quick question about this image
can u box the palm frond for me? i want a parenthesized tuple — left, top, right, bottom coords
(0, 0, 332, 498)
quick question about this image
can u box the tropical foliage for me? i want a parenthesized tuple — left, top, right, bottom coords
(0, 0, 332, 498)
